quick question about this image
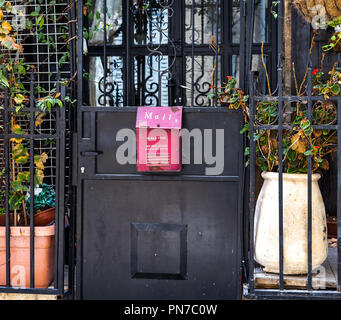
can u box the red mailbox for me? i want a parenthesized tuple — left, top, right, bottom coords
(136, 106, 182, 173)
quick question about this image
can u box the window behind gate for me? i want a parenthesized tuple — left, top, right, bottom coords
(83, 0, 274, 108)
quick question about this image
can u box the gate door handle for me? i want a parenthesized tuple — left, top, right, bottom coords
(81, 151, 103, 157)
(167, 83, 190, 90)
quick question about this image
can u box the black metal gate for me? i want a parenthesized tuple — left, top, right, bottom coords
(76, 107, 245, 299)
(75, 0, 274, 300)
(244, 0, 341, 300)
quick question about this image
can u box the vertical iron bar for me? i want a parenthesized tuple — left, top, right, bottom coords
(277, 0, 284, 292)
(76, 0, 84, 300)
(246, 0, 255, 91)
(335, 54, 341, 292)
(200, 0, 204, 42)
(157, 6, 162, 106)
(244, 0, 255, 81)
(67, 0, 76, 295)
(214, 0, 218, 107)
(270, 0, 278, 87)
(77, 0, 84, 108)
(125, 0, 131, 106)
(249, 71, 255, 294)
(54, 77, 61, 290)
(307, 57, 313, 291)
(222, 0, 231, 84)
(337, 54, 341, 292)
(58, 84, 66, 292)
(191, 0, 194, 107)
(247, 0, 256, 296)
(4, 85, 10, 287)
(338, 93, 341, 292)
(240, 0, 248, 91)
(29, 70, 35, 288)
(103, 0, 107, 106)
(337, 96, 341, 291)
(278, 56, 284, 291)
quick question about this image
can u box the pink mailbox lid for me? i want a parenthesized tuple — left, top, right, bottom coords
(136, 106, 183, 129)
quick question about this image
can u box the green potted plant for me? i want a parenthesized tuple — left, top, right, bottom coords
(26, 183, 56, 227)
(0, 119, 57, 288)
(209, 64, 338, 274)
(0, 119, 56, 227)
(0, 2, 65, 288)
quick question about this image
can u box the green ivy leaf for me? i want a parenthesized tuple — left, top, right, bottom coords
(253, 133, 260, 141)
(287, 167, 299, 174)
(304, 149, 313, 156)
(240, 124, 249, 134)
(0, 72, 9, 87)
(331, 84, 340, 95)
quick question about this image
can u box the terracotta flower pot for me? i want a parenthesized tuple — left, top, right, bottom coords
(32, 207, 55, 226)
(0, 224, 55, 288)
(0, 214, 14, 226)
(0, 207, 55, 227)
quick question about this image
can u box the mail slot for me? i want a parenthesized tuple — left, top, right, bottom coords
(136, 106, 182, 173)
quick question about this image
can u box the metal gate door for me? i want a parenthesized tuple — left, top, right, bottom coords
(76, 108, 244, 299)
(75, 0, 252, 300)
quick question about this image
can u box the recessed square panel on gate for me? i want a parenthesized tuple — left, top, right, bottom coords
(82, 179, 240, 300)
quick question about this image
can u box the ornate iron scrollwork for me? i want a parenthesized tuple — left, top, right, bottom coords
(98, 58, 123, 107)
(87, 0, 243, 107)
(132, 0, 177, 106)
(185, 56, 214, 106)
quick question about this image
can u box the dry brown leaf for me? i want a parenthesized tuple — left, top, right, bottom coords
(41, 152, 48, 163)
(321, 159, 330, 171)
(313, 130, 322, 138)
(291, 132, 307, 154)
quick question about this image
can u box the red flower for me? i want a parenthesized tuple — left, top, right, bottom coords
(226, 76, 232, 80)
(209, 85, 213, 89)
(312, 68, 319, 76)
(314, 146, 321, 149)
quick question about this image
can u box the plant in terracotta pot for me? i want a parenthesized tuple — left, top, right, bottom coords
(0, 2, 68, 288)
(0, 120, 57, 288)
(209, 61, 339, 274)
(26, 183, 56, 227)
(0, 120, 56, 227)
(0, 5, 56, 288)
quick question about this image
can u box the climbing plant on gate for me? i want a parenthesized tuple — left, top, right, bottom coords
(0, 0, 74, 226)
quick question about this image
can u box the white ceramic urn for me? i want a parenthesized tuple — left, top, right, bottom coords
(254, 172, 328, 274)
